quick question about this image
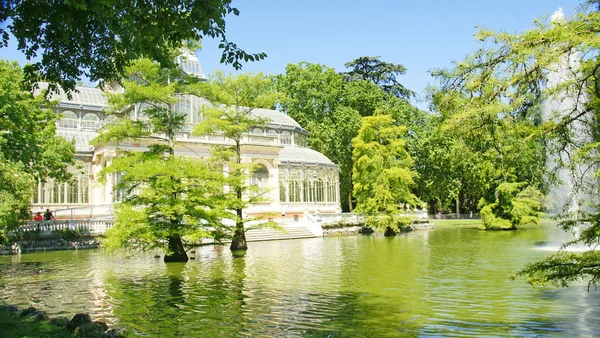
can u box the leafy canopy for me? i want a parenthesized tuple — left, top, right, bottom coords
(193, 72, 281, 251)
(0, 1, 266, 92)
(352, 114, 420, 231)
(429, 3, 600, 287)
(343, 56, 415, 99)
(93, 58, 225, 258)
(276, 61, 424, 212)
(0, 60, 75, 230)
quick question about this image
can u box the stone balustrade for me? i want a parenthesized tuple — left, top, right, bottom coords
(19, 220, 114, 235)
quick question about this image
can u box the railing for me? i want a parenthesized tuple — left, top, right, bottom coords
(303, 211, 324, 237)
(430, 213, 481, 220)
(18, 219, 114, 235)
(31, 204, 114, 220)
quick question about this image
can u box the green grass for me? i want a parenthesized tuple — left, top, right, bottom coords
(0, 311, 72, 338)
(432, 219, 483, 227)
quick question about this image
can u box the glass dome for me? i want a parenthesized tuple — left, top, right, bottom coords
(279, 147, 338, 168)
(176, 50, 207, 80)
(34, 82, 108, 107)
(250, 108, 303, 130)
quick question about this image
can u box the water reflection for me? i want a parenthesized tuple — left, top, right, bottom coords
(1, 226, 599, 336)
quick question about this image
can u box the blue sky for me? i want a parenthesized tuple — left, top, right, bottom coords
(1, 0, 582, 110)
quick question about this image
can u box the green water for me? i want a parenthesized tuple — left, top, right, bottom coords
(1, 226, 599, 337)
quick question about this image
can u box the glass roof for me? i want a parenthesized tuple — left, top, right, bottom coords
(177, 51, 207, 79)
(34, 82, 109, 107)
(56, 130, 97, 152)
(279, 147, 337, 168)
(251, 108, 302, 129)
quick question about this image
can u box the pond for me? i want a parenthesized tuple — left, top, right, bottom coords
(1, 225, 599, 337)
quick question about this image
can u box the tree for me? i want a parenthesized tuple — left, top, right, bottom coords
(93, 58, 225, 262)
(0, 152, 34, 237)
(343, 56, 415, 99)
(479, 182, 543, 230)
(193, 72, 281, 253)
(0, 59, 75, 233)
(430, 4, 600, 286)
(277, 62, 389, 212)
(352, 114, 420, 235)
(0, 1, 266, 93)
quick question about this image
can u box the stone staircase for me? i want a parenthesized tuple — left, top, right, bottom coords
(244, 224, 317, 242)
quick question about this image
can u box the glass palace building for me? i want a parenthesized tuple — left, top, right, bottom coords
(31, 53, 341, 220)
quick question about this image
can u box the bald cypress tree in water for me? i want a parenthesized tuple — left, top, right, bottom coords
(94, 58, 227, 262)
(193, 72, 281, 254)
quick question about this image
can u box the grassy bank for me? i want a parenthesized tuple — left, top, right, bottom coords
(433, 219, 483, 228)
(0, 310, 72, 338)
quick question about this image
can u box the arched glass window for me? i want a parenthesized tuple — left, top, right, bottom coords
(281, 131, 292, 145)
(81, 113, 100, 131)
(316, 172, 325, 202)
(289, 171, 301, 202)
(251, 128, 263, 135)
(279, 171, 287, 203)
(174, 97, 192, 123)
(252, 165, 268, 188)
(58, 111, 78, 129)
(267, 129, 277, 136)
(328, 172, 337, 202)
(303, 170, 317, 203)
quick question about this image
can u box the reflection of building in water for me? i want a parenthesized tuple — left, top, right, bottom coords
(30, 52, 341, 221)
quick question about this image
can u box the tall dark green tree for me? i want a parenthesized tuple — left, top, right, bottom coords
(1, 0, 265, 92)
(343, 56, 415, 99)
(277, 61, 424, 212)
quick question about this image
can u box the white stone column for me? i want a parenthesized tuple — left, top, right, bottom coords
(271, 160, 280, 206)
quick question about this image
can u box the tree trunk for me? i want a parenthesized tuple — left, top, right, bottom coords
(384, 226, 397, 236)
(230, 140, 248, 254)
(456, 194, 460, 218)
(347, 174, 353, 212)
(347, 190, 353, 212)
(164, 235, 188, 262)
(230, 209, 248, 252)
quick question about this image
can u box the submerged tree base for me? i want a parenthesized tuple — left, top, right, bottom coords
(231, 250, 247, 257)
(230, 227, 248, 252)
(164, 235, 188, 263)
(384, 227, 397, 236)
(164, 253, 189, 262)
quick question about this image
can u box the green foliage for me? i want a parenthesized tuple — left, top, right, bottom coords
(94, 58, 225, 258)
(193, 72, 281, 250)
(276, 61, 424, 212)
(514, 250, 600, 289)
(0, 307, 73, 338)
(0, 154, 34, 228)
(100, 149, 225, 253)
(1, 1, 265, 93)
(0, 60, 75, 229)
(343, 56, 415, 99)
(479, 183, 543, 230)
(429, 4, 600, 287)
(352, 114, 420, 232)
